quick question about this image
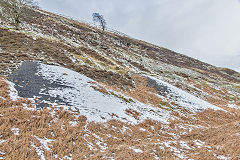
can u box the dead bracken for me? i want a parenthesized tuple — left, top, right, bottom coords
(0, 1, 240, 159)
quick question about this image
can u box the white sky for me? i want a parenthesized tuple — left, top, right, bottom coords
(37, 0, 240, 72)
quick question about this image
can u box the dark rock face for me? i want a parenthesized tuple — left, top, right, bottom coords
(8, 61, 73, 108)
(146, 76, 170, 97)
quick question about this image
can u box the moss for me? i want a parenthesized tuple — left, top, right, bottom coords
(157, 106, 171, 111)
(233, 85, 240, 90)
(159, 101, 172, 108)
(73, 54, 96, 67)
(110, 92, 134, 103)
(96, 61, 128, 75)
(112, 66, 128, 75)
(97, 61, 109, 68)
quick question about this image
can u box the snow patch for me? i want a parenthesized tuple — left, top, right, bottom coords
(180, 141, 191, 150)
(22, 103, 36, 111)
(228, 104, 240, 109)
(31, 142, 46, 160)
(6, 80, 20, 101)
(0, 96, 5, 100)
(92, 133, 107, 152)
(34, 136, 55, 151)
(162, 141, 188, 159)
(35, 62, 170, 124)
(0, 140, 5, 144)
(69, 121, 78, 126)
(0, 151, 5, 160)
(62, 154, 72, 160)
(31, 136, 55, 160)
(145, 75, 224, 112)
(139, 128, 147, 132)
(194, 140, 205, 148)
(11, 128, 20, 135)
(214, 154, 229, 160)
(129, 147, 143, 153)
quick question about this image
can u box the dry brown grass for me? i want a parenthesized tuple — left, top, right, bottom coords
(94, 75, 170, 108)
(0, 76, 176, 159)
(205, 96, 228, 108)
(127, 75, 163, 106)
(186, 79, 240, 108)
(1, 75, 240, 159)
(167, 108, 240, 159)
(79, 46, 114, 65)
(0, 76, 153, 159)
(0, 28, 73, 74)
(125, 109, 140, 120)
(1, 4, 240, 159)
(0, 28, 133, 90)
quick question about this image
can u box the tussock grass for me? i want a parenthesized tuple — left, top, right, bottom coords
(0, 3, 240, 159)
(1, 76, 240, 159)
(192, 80, 240, 107)
(94, 75, 168, 107)
(167, 108, 240, 159)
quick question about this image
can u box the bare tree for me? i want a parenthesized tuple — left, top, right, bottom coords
(8, 0, 21, 29)
(2, 0, 39, 29)
(92, 13, 106, 31)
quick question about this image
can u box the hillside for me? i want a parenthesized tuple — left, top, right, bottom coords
(0, 1, 240, 159)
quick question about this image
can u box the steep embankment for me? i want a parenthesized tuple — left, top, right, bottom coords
(0, 2, 240, 159)
(0, 6, 239, 108)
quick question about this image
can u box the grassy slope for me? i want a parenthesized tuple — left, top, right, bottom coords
(1, 76, 240, 159)
(0, 5, 239, 108)
(0, 4, 240, 159)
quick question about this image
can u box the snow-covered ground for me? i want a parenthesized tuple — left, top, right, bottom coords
(11, 128, 20, 136)
(9, 62, 170, 124)
(37, 62, 170, 123)
(145, 75, 223, 112)
(6, 81, 20, 101)
(7, 61, 223, 124)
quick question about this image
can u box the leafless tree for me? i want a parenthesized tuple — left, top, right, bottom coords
(92, 13, 106, 31)
(2, 0, 39, 29)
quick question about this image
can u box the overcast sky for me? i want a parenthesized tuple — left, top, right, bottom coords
(37, 0, 240, 72)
